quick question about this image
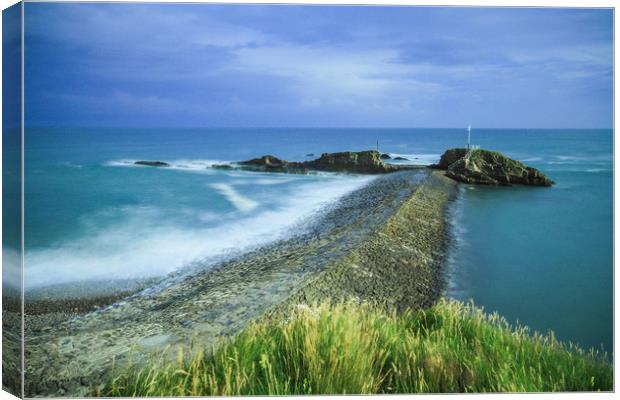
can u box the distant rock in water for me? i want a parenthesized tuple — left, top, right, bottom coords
(238, 155, 290, 172)
(305, 151, 400, 174)
(134, 161, 170, 167)
(380, 153, 391, 160)
(432, 148, 554, 186)
(236, 150, 399, 174)
(211, 164, 233, 170)
(306, 153, 315, 157)
(393, 156, 409, 161)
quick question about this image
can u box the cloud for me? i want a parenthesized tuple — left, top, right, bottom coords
(27, 4, 270, 50)
(23, 4, 613, 128)
(232, 44, 445, 107)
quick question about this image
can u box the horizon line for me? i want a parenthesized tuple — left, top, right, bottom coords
(19, 125, 614, 130)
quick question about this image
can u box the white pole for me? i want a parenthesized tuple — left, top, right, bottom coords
(467, 124, 471, 149)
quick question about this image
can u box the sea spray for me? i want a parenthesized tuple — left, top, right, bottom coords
(25, 172, 374, 288)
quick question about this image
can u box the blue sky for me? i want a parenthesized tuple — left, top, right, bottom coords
(23, 4, 613, 128)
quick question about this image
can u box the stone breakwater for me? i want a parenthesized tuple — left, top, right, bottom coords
(276, 170, 457, 313)
(23, 169, 456, 397)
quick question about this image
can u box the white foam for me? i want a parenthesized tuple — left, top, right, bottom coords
(105, 159, 135, 167)
(3, 247, 22, 290)
(548, 154, 612, 165)
(168, 159, 232, 171)
(555, 155, 586, 161)
(105, 158, 233, 172)
(209, 183, 259, 213)
(24, 175, 374, 289)
(197, 211, 224, 222)
(521, 157, 542, 162)
(233, 177, 300, 185)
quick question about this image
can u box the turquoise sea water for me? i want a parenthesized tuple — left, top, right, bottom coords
(16, 128, 613, 353)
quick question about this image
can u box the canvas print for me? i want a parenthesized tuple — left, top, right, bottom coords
(1, 1, 614, 397)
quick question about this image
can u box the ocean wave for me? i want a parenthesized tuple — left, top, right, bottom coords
(545, 154, 612, 165)
(2, 247, 21, 290)
(544, 166, 612, 174)
(105, 159, 136, 167)
(105, 158, 233, 171)
(547, 161, 583, 165)
(209, 183, 259, 213)
(232, 177, 301, 185)
(169, 159, 233, 171)
(23, 175, 374, 289)
(63, 162, 84, 168)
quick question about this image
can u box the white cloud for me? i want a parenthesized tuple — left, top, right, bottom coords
(231, 44, 445, 108)
(25, 4, 613, 127)
(28, 5, 270, 51)
(509, 43, 613, 76)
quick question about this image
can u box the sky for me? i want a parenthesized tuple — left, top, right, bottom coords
(22, 3, 613, 128)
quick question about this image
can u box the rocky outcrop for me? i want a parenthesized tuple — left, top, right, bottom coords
(238, 155, 290, 172)
(432, 148, 554, 187)
(304, 151, 399, 174)
(380, 153, 391, 160)
(211, 164, 234, 170)
(134, 161, 170, 167)
(235, 150, 399, 174)
(432, 148, 468, 169)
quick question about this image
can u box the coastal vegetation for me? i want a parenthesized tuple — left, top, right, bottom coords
(101, 299, 611, 396)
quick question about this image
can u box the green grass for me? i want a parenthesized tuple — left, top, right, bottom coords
(100, 299, 612, 396)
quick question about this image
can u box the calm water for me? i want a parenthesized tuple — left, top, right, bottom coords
(17, 127, 613, 353)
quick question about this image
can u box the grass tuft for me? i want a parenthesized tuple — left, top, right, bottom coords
(100, 299, 612, 396)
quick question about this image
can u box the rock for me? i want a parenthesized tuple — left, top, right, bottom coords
(237, 155, 291, 172)
(237, 150, 400, 174)
(380, 153, 392, 160)
(303, 150, 399, 174)
(239, 155, 286, 167)
(134, 161, 170, 167)
(211, 164, 234, 170)
(433, 148, 554, 186)
(306, 153, 315, 157)
(393, 156, 409, 161)
(430, 148, 467, 169)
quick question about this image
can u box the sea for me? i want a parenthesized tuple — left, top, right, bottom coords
(12, 127, 614, 354)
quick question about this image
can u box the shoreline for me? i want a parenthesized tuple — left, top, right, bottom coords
(22, 169, 458, 397)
